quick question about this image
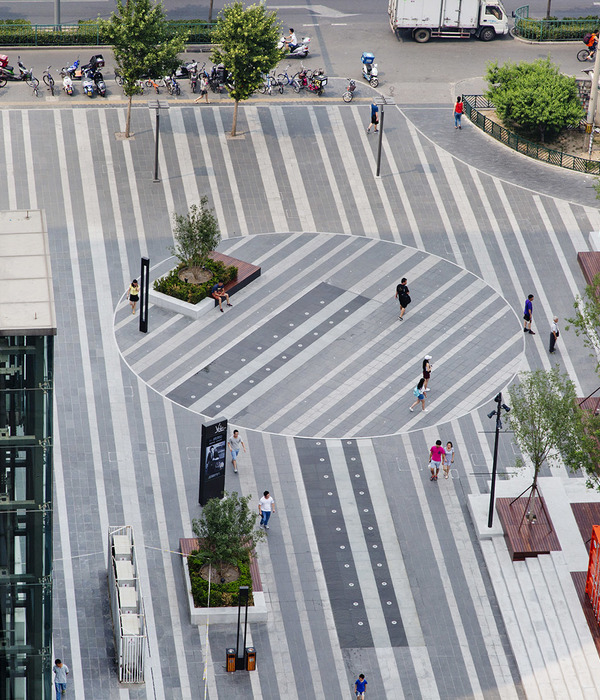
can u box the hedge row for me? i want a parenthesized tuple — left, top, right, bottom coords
(0, 19, 214, 46)
(153, 259, 238, 305)
(515, 15, 600, 41)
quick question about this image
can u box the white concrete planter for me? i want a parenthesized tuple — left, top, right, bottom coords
(182, 555, 267, 625)
(149, 289, 214, 320)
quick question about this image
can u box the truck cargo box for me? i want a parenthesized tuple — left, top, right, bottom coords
(389, 0, 480, 29)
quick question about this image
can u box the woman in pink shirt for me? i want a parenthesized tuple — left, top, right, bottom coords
(429, 440, 445, 481)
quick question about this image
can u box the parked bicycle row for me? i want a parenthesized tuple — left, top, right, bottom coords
(258, 64, 328, 96)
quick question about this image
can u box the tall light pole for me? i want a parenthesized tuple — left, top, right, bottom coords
(487, 392, 510, 528)
(148, 100, 169, 183)
(374, 96, 395, 178)
(54, 0, 60, 27)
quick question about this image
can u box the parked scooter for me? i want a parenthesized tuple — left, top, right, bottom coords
(175, 60, 198, 79)
(93, 70, 106, 97)
(189, 65, 198, 93)
(208, 63, 232, 92)
(82, 69, 95, 98)
(277, 35, 310, 58)
(0, 54, 38, 86)
(292, 66, 327, 95)
(61, 70, 74, 95)
(343, 78, 356, 102)
(61, 57, 80, 80)
(82, 54, 105, 75)
(361, 52, 379, 87)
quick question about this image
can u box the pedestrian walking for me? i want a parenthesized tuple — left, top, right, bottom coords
(443, 440, 455, 479)
(454, 96, 463, 129)
(128, 279, 140, 315)
(409, 378, 428, 412)
(429, 440, 444, 481)
(422, 355, 432, 391)
(355, 674, 368, 699)
(228, 429, 246, 473)
(194, 74, 209, 103)
(523, 294, 535, 334)
(549, 316, 559, 353)
(395, 277, 411, 321)
(53, 659, 69, 699)
(258, 490, 275, 529)
(366, 102, 379, 133)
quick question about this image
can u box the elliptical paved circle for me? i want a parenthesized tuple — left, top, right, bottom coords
(119, 232, 523, 438)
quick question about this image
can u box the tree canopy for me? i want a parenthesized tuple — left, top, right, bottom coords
(170, 198, 221, 268)
(210, 1, 282, 135)
(101, 0, 187, 137)
(508, 367, 600, 490)
(192, 491, 265, 576)
(485, 57, 584, 142)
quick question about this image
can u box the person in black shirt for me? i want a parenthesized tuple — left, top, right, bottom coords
(395, 277, 411, 321)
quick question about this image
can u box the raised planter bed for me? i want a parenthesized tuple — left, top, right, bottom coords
(179, 538, 267, 624)
(150, 252, 260, 320)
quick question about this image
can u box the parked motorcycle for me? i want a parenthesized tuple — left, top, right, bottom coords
(175, 60, 198, 79)
(343, 78, 356, 102)
(82, 69, 95, 98)
(188, 65, 198, 93)
(208, 63, 232, 92)
(361, 52, 379, 87)
(82, 54, 105, 75)
(0, 54, 38, 87)
(277, 35, 310, 58)
(61, 57, 80, 80)
(293, 66, 327, 95)
(93, 70, 106, 97)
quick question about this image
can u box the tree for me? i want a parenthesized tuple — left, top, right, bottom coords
(485, 58, 584, 142)
(508, 367, 600, 491)
(566, 272, 600, 375)
(192, 491, 265, 577)
(210, 1, 282, 136)
(101, 0, 187, 138)
(169, 197, 221, 268)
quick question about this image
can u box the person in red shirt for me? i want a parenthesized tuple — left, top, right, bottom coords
(454, 96, 464, 129)
(429, 440, 445, 481)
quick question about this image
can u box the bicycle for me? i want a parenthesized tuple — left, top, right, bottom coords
(578, 48, 594, 61)
(31, 79, 40, 97)
(259, 72, 283, 95)
(42, 66, 55, 96)
(145, 77, 161, 94)
(276, 64, 294, 86)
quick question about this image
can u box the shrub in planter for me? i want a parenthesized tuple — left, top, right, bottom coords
(188, 554, 254, 607)
(153, 259, 238, 304)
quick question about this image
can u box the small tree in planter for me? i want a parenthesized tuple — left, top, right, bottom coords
(170, 196, 221, 271)
(191, 491, 265, 586)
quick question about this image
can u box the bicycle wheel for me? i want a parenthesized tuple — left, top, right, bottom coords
(0, 77, 6, 88)
(26, 76, 39, 88)
(578, 49, 591, 62)
(276, 73, 287, 85)
(115, 72, 123, 86)
(175, 85, 181, 95)
(145, 80, 153, 87)
(292, 80, 301, 93)
(278, 83, 284, 94)
(43, 73, 54, 87)
(259, 84, 268, 94)
(343, 91, 353, 103)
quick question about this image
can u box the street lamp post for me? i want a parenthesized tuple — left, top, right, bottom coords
(487, 392, 510, 528)
(148, 100, 169, 183)
(375, 96, 395, 178)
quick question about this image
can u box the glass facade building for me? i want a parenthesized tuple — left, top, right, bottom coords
(0, 211, 56, 700)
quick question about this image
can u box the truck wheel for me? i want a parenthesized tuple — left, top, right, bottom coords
(413, 28, 431, 43)
(479, 27, 495, 41)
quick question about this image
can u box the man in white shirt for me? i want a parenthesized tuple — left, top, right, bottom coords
(258, 491, 275, 529)
(53, 659, 69, 698)
(549, 316, 559, 354)
(285, 28, 298, 50)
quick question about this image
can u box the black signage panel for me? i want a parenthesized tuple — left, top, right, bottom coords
(198, 417, 227, 505)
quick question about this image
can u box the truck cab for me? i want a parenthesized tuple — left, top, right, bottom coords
(478, 3, 509, 41)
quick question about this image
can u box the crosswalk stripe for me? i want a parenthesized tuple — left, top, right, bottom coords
(2, 112, 17, 209)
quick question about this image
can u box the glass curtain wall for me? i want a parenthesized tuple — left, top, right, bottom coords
(0, 334, 53, 700)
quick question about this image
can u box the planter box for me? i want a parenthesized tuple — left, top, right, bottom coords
(180, 538, 267, 624)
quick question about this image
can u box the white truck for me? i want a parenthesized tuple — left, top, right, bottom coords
(388, 0, 509, 43)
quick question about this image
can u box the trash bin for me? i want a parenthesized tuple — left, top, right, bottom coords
(245, 647, 256, 671)
(226, 648, 236, 673)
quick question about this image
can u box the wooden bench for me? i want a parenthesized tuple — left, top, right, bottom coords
(577, 251, 600, 285)
(208, 251, 261, 307)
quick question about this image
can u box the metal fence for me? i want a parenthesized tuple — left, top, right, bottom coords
(513, 5, 599, 41)
(463, 95, 600, 175)
(108, 526, 147, 684)
(0, 20, 214, 46)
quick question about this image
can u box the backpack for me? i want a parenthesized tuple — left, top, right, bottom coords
(584, 32, 592, 44)
(413, 386, 421, 397)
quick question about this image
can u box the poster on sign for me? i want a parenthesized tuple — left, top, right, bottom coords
(198, 417, 228, 505)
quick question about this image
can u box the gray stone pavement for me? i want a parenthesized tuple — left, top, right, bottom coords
(3, 92, 598, 699)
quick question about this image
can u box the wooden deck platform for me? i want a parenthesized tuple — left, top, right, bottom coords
(496, 497, 562, 561)
(179, 537, 262, 592)
(209, 251, 261, 307)
(577, 251, 600, 286)
(571, 502, 600, 554)
(571, 571, 600, 656)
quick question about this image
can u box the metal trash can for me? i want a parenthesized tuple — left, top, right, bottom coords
(245, 647, 256, 671)
(226, 648, 236, 673)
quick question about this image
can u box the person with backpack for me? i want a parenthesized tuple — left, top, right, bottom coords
(409, 378, 428, 412)
(585, 29, 598, 60)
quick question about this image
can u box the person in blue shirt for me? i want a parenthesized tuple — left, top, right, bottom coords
(355, 674, 368, 698)
(523, 294, 535, 335)
(211, 281, 233, 313)
(366, 103, 379, 134)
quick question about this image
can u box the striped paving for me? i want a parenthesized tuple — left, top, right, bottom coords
(3, 101, 596, 699)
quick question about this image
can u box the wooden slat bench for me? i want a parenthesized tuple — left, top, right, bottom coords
(209, 251, 261, 307)
(496, 496, 561, 561)
(571, 502, 600, 553)
(577, 251, 600, 286)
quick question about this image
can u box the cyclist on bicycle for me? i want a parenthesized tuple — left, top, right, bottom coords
(586, 29, 599, 60)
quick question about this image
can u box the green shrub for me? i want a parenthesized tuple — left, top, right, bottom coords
(153, 259, 238, 304)
(188, 553, 254, 608)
